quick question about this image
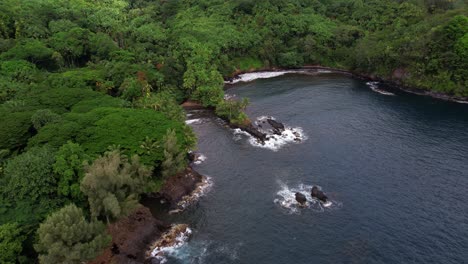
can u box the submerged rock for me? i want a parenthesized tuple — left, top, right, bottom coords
(311, 186, 328, 203)
(295, 192, 307, 204)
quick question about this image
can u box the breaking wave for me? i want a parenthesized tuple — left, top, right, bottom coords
(175, 176, 213, 211)
(193, 153, 207, 165)
(273, 181, 341, 214)
(150, 224, 193, 264)
(185, 118, 208, 125)
(225, 69, 335, 84)
(366, 81, 395, 96)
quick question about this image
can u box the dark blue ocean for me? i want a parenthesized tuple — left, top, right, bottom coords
(154, 73, 468, 264)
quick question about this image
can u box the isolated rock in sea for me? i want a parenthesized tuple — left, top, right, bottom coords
(311, 186, 328, 203)
(267, 118, 285, 134)
(295, 192, 307, 204)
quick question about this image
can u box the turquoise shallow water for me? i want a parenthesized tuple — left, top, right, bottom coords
(151, 73, 468, 264)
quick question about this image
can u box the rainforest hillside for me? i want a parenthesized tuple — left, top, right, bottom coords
(0, 0, 466, 263)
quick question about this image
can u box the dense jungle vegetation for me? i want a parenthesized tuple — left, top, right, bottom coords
(0, 0, 466, 262)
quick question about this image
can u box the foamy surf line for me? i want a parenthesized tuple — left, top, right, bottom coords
(185, 118, 207, 125)
(225, 69, 333, 84)
(366, 81, 395, 96)
(274, 182, 341, 214)
(150, 224, 192, 264)
(175, 176, 213, 210)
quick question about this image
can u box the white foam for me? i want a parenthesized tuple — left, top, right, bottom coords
(226, 71, 290, 84)
(151, 226, 192, 264)
(193, 154, 207, 165)
(366, 81, 395, 96)
(185, 118, 207, 125)
(316, 69, 333, 73)
(224, 94, 236, 100)
(233, 116, 307, 151)
(176, 176, 213, 210)
(273, 182, 341, 214)
(225, 69, 336, 84)
(164, 240, 242, 263)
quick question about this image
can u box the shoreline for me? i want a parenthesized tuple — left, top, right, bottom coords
(224, 66, 468, 104)
(90, 165, 206, 264)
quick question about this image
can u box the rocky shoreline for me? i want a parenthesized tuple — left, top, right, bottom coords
(224, 66, 468, 104)
(89, 164, 205, 264)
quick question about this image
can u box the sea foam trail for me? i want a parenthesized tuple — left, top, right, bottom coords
(227, 71, 290, 84)
(225, 69, 334, 84)
(274, 182, 341, 214)
(185, 118, 208, 125)
(233, 116, 307, 151)
(366, 81, 395, 96)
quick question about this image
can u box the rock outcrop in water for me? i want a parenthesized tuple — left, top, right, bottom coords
(236, 122, 267, 142)
(295, 192, 307, 205)
(267, 118, 285, 135)
(311, 186, 328, 203)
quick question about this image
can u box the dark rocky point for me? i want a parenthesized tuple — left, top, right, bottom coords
(295, 192, 307, 204)
(311, 186, 328, 203)
(267, 118, 285, 134)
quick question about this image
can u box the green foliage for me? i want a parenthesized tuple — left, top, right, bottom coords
(0, 110, 34, 150)
(30, 107, 189, 166)
(215, 98, 250, 125)
(31, 109, 61, 130)
(35, 204, 111, 264)
(0, 60, 38, 82)
(0, 222, 26, 264)
(0, 39, 53, 64)
(80, 151, 151, 221)
(2, 146, 57, 204)
(135, 91, 185, 122)
(162, 129, 187, 179)
(53, 142, 89, 204)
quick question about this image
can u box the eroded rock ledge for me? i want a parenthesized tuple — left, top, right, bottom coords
(90, 166, 204, 264)
(89, 206, 169, 264)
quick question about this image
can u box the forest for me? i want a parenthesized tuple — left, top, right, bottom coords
(0, 0, 466, 263)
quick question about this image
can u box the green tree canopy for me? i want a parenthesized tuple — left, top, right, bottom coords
(35, 204, 110, 264)
(80, 151, 151, 221)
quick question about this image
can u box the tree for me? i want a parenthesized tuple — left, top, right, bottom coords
(2, 145, 57, 204)
(0, 222, 26, 264)
(31, 109, 61, 130)
(53, 141, 89, 203)
(215, 98, 250, 125)
(80, 151, 151, 221)
(35, 204, 110, 264)
(162, 129, 186, 179)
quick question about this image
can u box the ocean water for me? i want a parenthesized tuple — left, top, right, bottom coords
(150, 73, 468, 264)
